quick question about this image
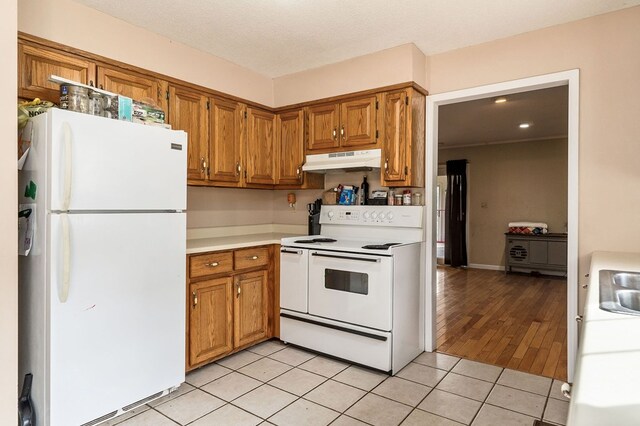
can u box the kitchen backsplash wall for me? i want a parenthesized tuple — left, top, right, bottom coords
(188, 171, 427, 230)
(271, 188, 324, 226)
(187, 186, 275, 228)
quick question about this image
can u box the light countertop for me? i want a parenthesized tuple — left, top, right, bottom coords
(568, 251, 640, 426)
(185, 224, 307, 254)
(187, 232, 300, 254)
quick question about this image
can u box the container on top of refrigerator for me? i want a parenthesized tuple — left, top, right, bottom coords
(52, 75, 133, 121)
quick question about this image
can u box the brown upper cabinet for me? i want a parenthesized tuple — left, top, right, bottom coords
(209, 98, 244, 186)
(381, 88, 425, 187)
(19, 42, 96, 102)
(245, 108, 277, 186)
(97, 65, 168, 112)
(276, 110, 305, 185)
(168, 84, 209, 181)
(306, 95, 378, 153)
(18, 35, 426, 190)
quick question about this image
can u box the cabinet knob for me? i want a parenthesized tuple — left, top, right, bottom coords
(236, 282, 241, 297)
(206, 262, 219, 268)
(248, 255, 259, 260)
(340, 126, 345, 139)
(332, 128, 337, 140)
(575, 315, 583, 322)
(236, 161, 241, 176)
(192, 291, 198, 307)
(384, 158, 389, 175)
(200, 157, 206, 173)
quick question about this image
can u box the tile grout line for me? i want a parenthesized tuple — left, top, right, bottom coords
(468, 367, 503, 425)
(397, 356, 464, 425)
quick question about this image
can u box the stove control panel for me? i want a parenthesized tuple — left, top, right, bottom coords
(320, 206, 423, 228)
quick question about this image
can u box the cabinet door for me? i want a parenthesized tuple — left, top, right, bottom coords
(548, 241, 568, 266)
(340, 96, 377, 147)
(307, 103, 340, 151)
(189, 277, 234, 366)
(97, 65, 167, 111)
(276, 110, 305, 185)
(168, 85, 209, 181)
(529, 241, 548, 265)
(209, 98, 243, 185)
(234, 270, 269, 348)
(246, 108, 277, 185)
(19, 43, 96, 103)
(382, 90, 408, 184)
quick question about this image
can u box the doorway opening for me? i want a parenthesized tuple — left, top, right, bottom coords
(425, 70, 579, 382)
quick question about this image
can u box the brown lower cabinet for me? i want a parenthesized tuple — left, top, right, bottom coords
(186, 245, 278, 371)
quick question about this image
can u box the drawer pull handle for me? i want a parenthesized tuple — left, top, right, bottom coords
(192, 291, 198, 307)
(281, 249, 303, 255)
(248, 255, 259, 260)
(206, 262, 219, 267)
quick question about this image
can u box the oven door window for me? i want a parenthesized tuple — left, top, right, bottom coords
(324, 269, 368, 295)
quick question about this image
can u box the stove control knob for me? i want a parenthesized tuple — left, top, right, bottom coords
(387, 212, 394, 221)
(378, 212, 386, 220)
(328, 211, 335, 219)
(363, 211, 370, 219)
(371, 211, 378, 220)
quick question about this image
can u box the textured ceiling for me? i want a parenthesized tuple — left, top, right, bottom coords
(438, 86, 568, 148)
(72, 0, 640, 78)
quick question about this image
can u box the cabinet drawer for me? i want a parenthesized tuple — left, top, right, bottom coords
(190, 252, 233, 278)
(234, 247, 269, 270)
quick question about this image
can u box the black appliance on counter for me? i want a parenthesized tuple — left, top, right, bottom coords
(308, 198, 322, 235)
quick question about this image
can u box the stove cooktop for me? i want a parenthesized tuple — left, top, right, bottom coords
(282, 235, 419, 255)
(293, 238, 338, 244)
(361, 243, 401, 250)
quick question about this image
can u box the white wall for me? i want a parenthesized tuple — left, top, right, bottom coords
(273, 43, 427, 106)
(1, 0, 18, 423)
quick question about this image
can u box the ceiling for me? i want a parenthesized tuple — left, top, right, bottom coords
(72, 0, 640, 78)
(438, 86, 568, 148)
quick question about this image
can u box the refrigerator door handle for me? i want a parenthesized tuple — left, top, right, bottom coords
(61, 122, 73, 211)
(59, 213, 71, 303)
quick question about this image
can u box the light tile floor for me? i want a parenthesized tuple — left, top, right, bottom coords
(105, 340, 570, 426)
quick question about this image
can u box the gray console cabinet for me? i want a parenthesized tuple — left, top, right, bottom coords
(505, 233, 567, 275)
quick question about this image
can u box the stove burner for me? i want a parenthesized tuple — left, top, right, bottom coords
(294, 238, 338, 244)
(361, 243, 401, 250)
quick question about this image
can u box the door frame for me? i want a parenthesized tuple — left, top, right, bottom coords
(424, 70, 580, 382)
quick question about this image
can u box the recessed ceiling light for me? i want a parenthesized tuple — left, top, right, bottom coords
(519, 123, 531, 129)
(494, 97, 507, 104)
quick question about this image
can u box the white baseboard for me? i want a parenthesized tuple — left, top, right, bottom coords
(468, 263, 505, 271)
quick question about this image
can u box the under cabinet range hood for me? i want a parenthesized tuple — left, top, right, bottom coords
(302, 149, 381, 173)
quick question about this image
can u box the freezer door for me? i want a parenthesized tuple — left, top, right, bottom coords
(48, 212, 185, 426)
(47, 108, 186, 211)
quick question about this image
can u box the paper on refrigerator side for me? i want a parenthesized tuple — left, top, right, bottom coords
(18, 204, 36, 256)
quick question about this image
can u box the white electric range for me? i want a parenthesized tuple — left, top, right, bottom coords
(279, 205, 424, 374)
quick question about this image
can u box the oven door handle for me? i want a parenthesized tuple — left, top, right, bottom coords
(311, 252, 381, 263)
(281, 249, 303, 255)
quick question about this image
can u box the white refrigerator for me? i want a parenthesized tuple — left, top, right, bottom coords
(19, 108, 187, 426)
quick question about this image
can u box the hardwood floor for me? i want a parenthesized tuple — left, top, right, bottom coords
(436, 266, 567, 381)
